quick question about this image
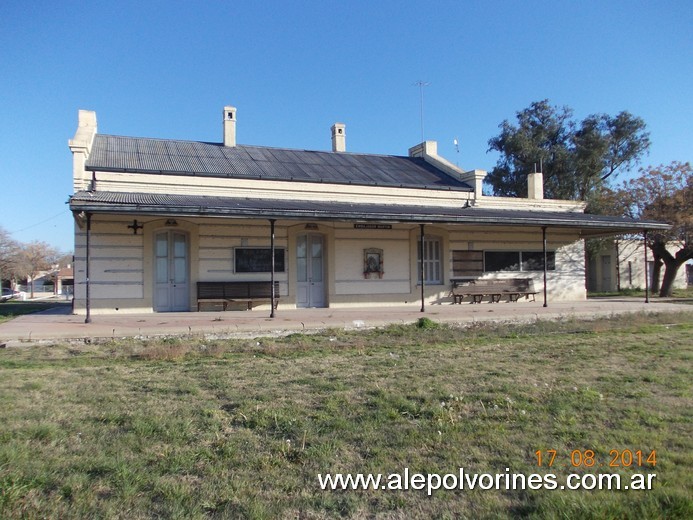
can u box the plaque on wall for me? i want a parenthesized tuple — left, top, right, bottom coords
(363, 248, 384, 279)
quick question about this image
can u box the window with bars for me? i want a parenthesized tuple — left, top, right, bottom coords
(417, 236, 442, 284)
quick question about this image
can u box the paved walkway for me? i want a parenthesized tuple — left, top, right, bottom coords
(1, 298, 690, 345)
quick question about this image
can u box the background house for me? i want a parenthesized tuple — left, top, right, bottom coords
(587, 240, 688, 293)
(57, 265, 74, 296)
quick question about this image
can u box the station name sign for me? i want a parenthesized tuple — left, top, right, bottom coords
(354, 224, 392, 230)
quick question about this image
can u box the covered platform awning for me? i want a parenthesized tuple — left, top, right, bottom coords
(69, 189, 669, 320)
(68, 190, 669, 236)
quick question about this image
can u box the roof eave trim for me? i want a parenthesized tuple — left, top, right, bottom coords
(68, 201, 671, 231)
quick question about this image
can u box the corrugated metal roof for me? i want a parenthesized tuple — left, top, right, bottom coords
(69, 190, 669, 234)
(85, 134, 473, 191)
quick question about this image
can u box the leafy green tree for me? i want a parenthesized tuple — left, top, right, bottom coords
(487, 100, 650, 200)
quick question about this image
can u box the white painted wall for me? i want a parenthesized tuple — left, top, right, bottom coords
(333, 225, 411, 296)
(73, 218, 148, 313)
(448, 227, 586, 301)
(612, 240, 686, 292)
(73, 218, 590, 314)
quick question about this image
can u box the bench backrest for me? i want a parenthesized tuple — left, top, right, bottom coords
(504, 278, 534, 292)
(197, 281, 280, 299)
(223, 282, 252, 299)
(244, 281, 278, 299)
(197, 282, 226, 299)
(453, 278, 535, 294)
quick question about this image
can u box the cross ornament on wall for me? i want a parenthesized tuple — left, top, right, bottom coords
(127, 219, 144, 235)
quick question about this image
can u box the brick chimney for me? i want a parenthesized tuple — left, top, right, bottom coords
(331, 123, 346, 152)
(528, 171, 544, 199)
(223, 106, 236, 147)
(69, 110, 98, 192)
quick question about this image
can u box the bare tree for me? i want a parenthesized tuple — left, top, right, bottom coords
(0, 226, 20, 291)
(16, 241, 61, 299)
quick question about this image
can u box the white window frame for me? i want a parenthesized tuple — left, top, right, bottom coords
(417, 235, 443, 284)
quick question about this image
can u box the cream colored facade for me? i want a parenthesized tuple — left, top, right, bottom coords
(73, 218, 586, 313)
(69, 107, 662, 315)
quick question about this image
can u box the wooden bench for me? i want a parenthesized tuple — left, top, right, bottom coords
(197, 281, 280, 311)
(452, 279, 537, 304)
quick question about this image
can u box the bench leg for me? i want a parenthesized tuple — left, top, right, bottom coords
(472, 295, 483, 304)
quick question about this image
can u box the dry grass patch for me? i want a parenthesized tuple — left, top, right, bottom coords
(0, 311, 691, 518)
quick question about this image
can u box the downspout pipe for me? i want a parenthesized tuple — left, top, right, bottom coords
(270, 219, 276, 319)
(643, 230, 649, 304)
(85, 212, 92, 324)
(615, 240, 621, 291)
(420, 224, 425, 312)
(542, 226, 548, 308)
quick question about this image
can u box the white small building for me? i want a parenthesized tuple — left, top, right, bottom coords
(587, 240, 688, 293)
(68, 106, 668, 316)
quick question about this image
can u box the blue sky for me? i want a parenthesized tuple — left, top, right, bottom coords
(1, 1, 691, 252)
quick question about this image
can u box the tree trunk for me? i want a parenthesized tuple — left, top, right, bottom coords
(650, 253, 662, 293)
(659, 262, 680, 296)
(649, 237, 692, 297)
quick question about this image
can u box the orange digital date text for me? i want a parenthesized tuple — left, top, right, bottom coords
(534, 449, 656, 468)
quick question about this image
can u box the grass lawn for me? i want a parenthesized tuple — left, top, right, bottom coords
(0, 312, 691, 519)
(588, 286, 693, 300)
(0, 301, 72, 324)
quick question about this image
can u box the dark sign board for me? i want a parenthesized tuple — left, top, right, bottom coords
(353, 224, 392, 230)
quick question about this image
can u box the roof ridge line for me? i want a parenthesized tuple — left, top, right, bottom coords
(95, 134, 412, 159)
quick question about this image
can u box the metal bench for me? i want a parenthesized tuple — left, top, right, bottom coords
(452, 278, 537, 304)
(197, 281, 280, 311)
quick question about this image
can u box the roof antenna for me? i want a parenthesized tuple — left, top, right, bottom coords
(453, 137, 460, 167)
(413, 80, 430, 143)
